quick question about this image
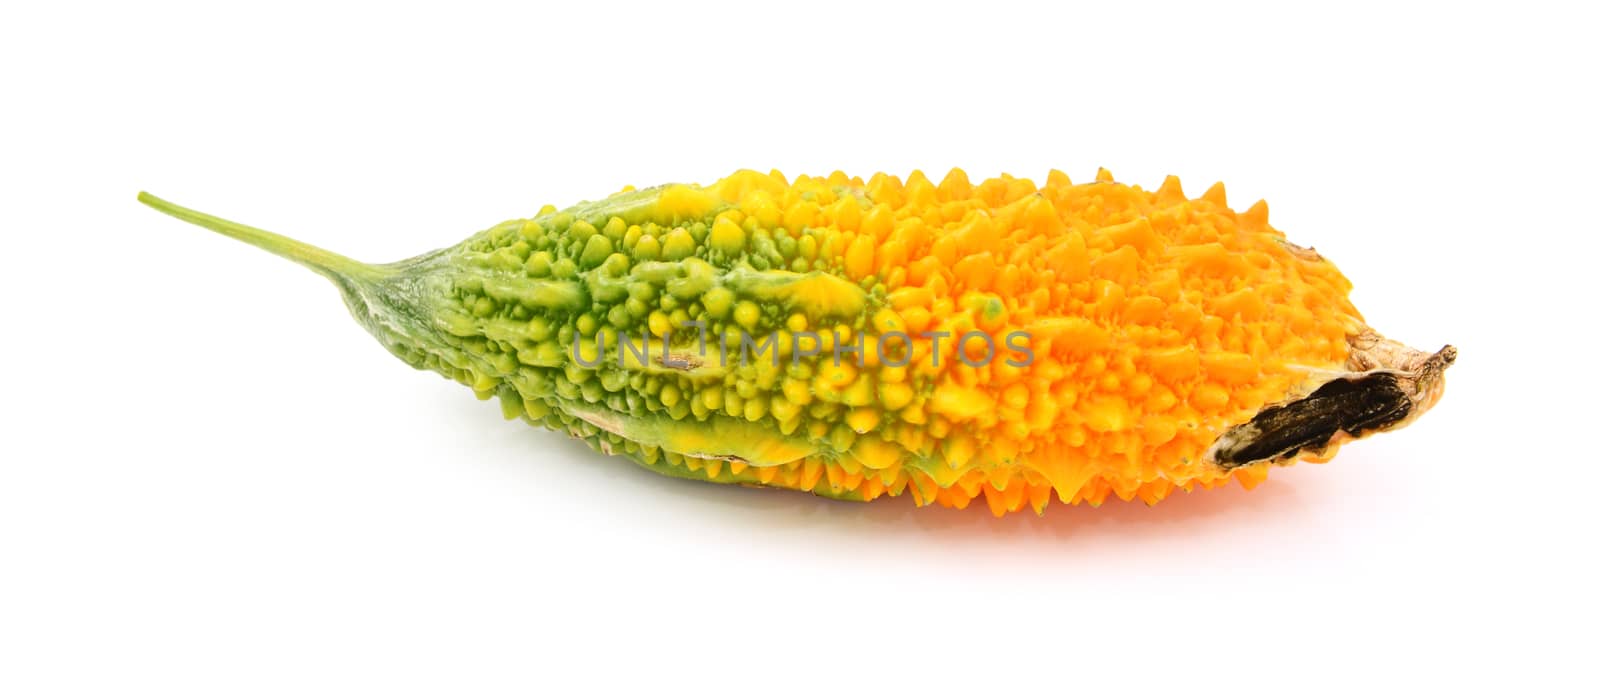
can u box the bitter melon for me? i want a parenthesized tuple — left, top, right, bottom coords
(138, 168, 1455, 515)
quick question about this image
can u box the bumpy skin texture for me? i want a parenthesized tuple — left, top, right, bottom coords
(139, 169, 1454, 515)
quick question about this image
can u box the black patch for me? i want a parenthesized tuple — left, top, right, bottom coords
(1213, 374, 1413, 469)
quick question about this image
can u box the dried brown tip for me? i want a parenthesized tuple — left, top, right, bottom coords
(1206, 331, 1456, 471)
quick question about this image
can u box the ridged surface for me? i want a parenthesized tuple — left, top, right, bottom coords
(359, 168, 1379, 515)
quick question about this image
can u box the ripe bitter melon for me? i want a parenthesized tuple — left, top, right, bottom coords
(139, 168, 1455, 515)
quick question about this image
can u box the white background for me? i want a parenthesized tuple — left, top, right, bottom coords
(3, 1, 1596, 685)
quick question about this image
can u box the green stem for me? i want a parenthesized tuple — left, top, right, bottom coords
(137, 192, 390, 283)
